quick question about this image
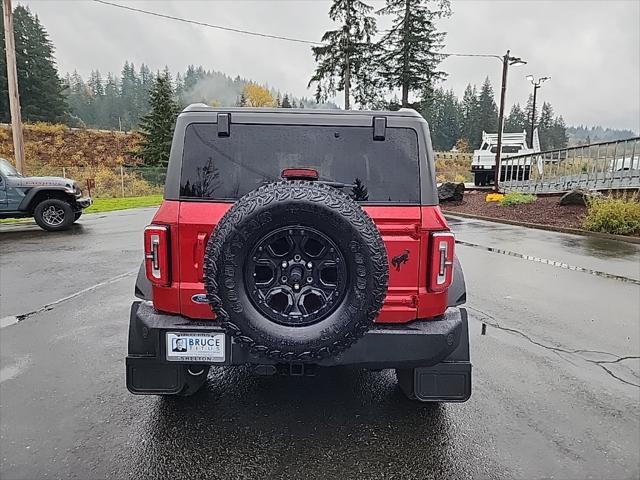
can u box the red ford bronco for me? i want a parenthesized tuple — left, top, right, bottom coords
(127, 106, 471, 402)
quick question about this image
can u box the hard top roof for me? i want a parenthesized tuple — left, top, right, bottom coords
(181, 103, 423, 118)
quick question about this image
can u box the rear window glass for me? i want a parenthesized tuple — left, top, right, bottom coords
(180, 124, 420, 203)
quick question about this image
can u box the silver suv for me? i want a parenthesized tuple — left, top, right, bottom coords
(0, 158, 92, 231)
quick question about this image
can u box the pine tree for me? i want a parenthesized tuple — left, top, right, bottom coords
(524, 94, 537, 137)
(308, 0, 377, 109)
(505, 103, 527, 133)
(376, 0, 450, 107)
(538, 102, 554, 150)
(62, 71, 88, 127)
(136, 73, 180, 167)
(550, 116, 568, 149)
(350, 178, 369, 201)
(281, 94, 293, 108)
(120, 61, 140, 130)
(138, 64, 153, 116)
(476, 77, 498, 135)
(102, 73, 120, 129)
(421, 88, 460, 150)
(88, 70, 104, 97)
(0, 5, 67, 123)
(461, 84, 480, 148)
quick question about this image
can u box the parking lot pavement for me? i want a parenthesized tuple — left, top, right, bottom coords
(0, 208, 157, 319)
(1, 209, 639, 479)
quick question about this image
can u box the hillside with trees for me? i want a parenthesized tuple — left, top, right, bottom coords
(421, 81, 569, 151)
(1, 1, 634, 166)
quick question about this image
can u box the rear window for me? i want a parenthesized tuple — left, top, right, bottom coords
(180, 124, 420, 203)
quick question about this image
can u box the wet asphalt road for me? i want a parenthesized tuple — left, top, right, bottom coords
(1, 209, 639, 480)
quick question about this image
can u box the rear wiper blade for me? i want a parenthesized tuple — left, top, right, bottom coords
(316, 180, 356, 189)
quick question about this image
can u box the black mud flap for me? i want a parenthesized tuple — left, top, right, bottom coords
(397, 362, 471, 402)
(397, 307, 471, 402)
(126, 357, 185, 395)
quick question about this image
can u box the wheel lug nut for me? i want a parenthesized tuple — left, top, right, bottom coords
(306, 262, 312, 269)
(281, 276, 287, 283)
(294, 283, 300, 290)
(281, 261, 288, 268)
(306, 277, 313, 283)
(294, 254, 301, 262)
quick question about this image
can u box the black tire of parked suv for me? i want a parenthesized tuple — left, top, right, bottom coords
(203, 181, 389, 362)
(33, 198, 75, 231)
(74, 212, 82, 222)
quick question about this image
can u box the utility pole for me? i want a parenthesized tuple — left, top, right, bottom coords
(493, 50, 526, 191)
(526, 75, 550, 148)
(493, 51, 510, 192)
(442, 50, 525, 191)
(3, 0, 25, 174)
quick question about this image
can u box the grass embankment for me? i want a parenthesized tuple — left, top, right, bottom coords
(84, 195, 163, 213)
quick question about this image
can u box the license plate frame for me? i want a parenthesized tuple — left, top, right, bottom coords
(165, 332, 225, 363)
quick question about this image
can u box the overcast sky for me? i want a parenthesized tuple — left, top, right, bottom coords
(21, 0, 640, 132)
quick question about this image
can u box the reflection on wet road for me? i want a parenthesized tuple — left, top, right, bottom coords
(1, 210, 638, 479)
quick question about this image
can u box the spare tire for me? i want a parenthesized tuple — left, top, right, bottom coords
(204, 181, 388, 362)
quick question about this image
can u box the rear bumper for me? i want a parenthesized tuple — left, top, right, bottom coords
(126, 301, 471, 397)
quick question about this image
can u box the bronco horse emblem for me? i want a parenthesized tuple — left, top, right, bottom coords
(392, 250, 410, 271)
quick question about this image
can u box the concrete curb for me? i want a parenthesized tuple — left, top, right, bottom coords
(442, 210, 640, 245)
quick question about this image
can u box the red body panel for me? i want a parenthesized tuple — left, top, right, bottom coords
(149, 201, 452, 324)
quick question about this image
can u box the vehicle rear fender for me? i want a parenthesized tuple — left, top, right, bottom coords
(447, 255, 466, 307)
(135, 261, 152, 301)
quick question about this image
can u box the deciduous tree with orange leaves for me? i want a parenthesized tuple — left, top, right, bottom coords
(241, 84, 277, 107)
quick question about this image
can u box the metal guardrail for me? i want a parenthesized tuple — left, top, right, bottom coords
(500, 137, 640, 194)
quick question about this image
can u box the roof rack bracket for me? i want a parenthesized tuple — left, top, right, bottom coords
(217, 113, 230, 137)
(373, 116, 386, 141)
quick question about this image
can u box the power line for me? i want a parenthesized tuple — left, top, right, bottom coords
(93, 0, 505, 61)
(93, 0, 322, 46)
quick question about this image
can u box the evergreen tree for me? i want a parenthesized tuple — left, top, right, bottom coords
(120, 61, 140, 130)
(524, 94, 537, 137)
(138, 64, 153, 115)
(66, 70, 90, 119)
(505, 103, 527, 133)
(460, 84, 481, 148)
(476, 77, 498, 135)
(136, 73, 180, 167)
(63, 71, 88, 127)
(350, 178, 369, 201)
(421, 88, 460, 150)
(281, 94, 293, 108)
(550, 116, 568, 149)
(102, 73, 120, 130)
(88, 70, 104, 96)
(0, 4, 67, 122)
(538, 102, 555, 150)
(308, 0, 378, 109)
(376, 0, 450, 107)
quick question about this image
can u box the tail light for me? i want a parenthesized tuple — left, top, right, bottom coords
(144, 225, 170, 286)
(428, 231, 454, 292)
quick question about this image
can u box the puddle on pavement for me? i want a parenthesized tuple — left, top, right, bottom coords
(560, 236, 640, 260)
(457, 240, 640, 285)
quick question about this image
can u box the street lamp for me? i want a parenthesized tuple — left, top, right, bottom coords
(526, 75, 550, 148)
(444, 50, 526, 191)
